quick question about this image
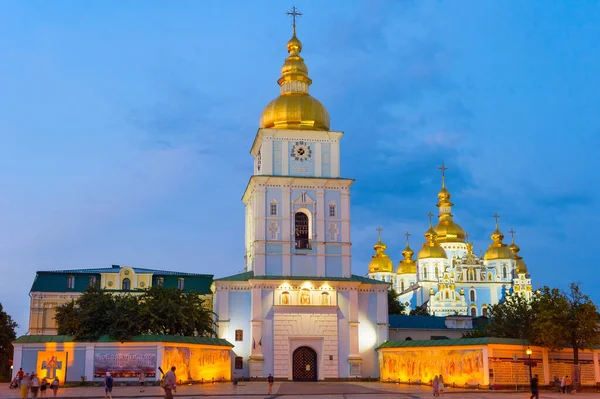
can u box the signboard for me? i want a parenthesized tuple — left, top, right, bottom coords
(36, 351, 68, 383)
(94, 351, 157, 378)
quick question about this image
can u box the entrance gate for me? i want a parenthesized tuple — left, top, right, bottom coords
(292, 346, 317, 381)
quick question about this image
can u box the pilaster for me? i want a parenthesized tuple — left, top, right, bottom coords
(593, 351, 599, 383)
(316, 188, 325, 276)
(84, 344, 95, 382)
(542, 347, 550, 385)
(315, 142, 322, 177)
(282, 186, 291, 275)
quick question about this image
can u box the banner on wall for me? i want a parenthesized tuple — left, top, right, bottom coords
(36, 351, 68, 382)
(94, 351, 157, 378)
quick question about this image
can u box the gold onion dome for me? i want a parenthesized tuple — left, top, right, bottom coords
(397, 232, 417, 274)
(259, 27, 330, 131)
(508, 230, 528, 274)
(434, 164, 465, 243)
(484, 215, 514, 260)
(418, 216, 448, 260)
(368, 230, 394, 273)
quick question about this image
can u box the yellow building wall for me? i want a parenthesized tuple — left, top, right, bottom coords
(162, 344, 231, 382)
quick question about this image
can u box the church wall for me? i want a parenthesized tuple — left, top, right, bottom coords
(291, 255, 317, 276)
(325, 256, 343, 277)
(272, 141, 282, 174)
(261, 289, 275, 376)
(336, 291, 350, 378)
(325, 245, 342, 255)
(229, 291, 252, 375)
(321, 143, 331, 177)
(289, 156, 316, 176)
(265, 254, 283, 276)
(358, 292, 379, 378)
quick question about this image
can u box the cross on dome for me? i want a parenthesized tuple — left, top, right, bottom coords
(427, 212, 434, 227)
(438, 162, 448, 187)
(493, 212, 500, 228)
(376, 226, 383, 242)
(286, 6, 303, 34)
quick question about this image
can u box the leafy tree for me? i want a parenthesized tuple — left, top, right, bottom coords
(109, 295, 147, 342)
(534, 283, 600, 365)
(74, 286, 115, 341)
(0, 303, 18, 382)
(409, 304, 431, 316)
(54, 300, 78, 335)
(388, 289, 407, 315)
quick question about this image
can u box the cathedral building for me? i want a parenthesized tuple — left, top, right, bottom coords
(212, 19, 388, 381)
(367, 167, 533, 317)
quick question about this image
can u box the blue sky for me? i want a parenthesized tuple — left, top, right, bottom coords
(1, 0, 599, 334)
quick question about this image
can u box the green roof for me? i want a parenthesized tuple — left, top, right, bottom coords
(377, 337, 529, 350)
(389, 315, 448, 330)
(13, 335, 233, 347)
(215, 271, 388, 284)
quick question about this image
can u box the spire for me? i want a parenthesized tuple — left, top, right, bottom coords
(484, 213, 514, 260)
(508, 228, 528, 274)
(369, 227, 393, 273)
(433, 162, 465, 243)
(397, 231, 417, 274)
(418, 213, 448, 259)
(279, 6, 310, 95)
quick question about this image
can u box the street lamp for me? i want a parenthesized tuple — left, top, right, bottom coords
(526, 347, 533, 380)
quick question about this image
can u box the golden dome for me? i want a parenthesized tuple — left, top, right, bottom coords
(433, 163, 465, 243)
(508, 229, 528, 274)
(418, 218, 448, 260)
(259, 31, 330, 131)
(484, 216, 514, 260)
(397, 232, 417, 274)
(368, 230, 393, 273)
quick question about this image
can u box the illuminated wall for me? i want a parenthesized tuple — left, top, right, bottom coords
(162, 346, 230, 382)
(94, 350, 157, 378)
(36, 351, 69, 382)
(379, 348, 485, 385)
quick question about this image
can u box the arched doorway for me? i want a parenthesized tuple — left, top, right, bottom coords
(292, 346, 317, 381)
(294, 212, 310, 249)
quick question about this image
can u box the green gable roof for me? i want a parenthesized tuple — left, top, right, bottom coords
(389, 315, 449, 330)
(14, 335, 232, 347)
(215, 270, 388, 284)
(377, 337, 529, 350)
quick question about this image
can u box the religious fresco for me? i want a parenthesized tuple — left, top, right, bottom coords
(93, 351, 157, 378)
(163, 346, 230, 381)
(380, 349, 484, 385)
(36, 351, 67, 382)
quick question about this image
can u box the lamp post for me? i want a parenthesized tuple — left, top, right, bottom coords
(526, 347, 533, 381)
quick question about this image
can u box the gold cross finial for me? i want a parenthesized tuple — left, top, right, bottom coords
(509, 228, 516, 242)
(427, 212, 434, 227)
(286, 6, 303, 34)
(465, 232, 470, 243)
(404, 231, 410, 246)
(493, 213, 500, 228)
(376, 226, 383, 241)
(438, 162, 448, 187)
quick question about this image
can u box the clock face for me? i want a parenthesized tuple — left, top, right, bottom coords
(291, 141, 312, 162)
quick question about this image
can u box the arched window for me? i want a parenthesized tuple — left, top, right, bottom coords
(488, 272, 492, 281)
(294, 212, 310, 249)
(470, 307, 477, 317)
(122, 278, 131, 291)
(401, 280, 405, 292)
(502, 266, 507, 279)
(300, 289, 311, 305)
(405, 337, 413, 341)
(321, 292, 330, 305)
(470, 289, 476, 302)
(281, 291, 290, 305)
(482, 306, 489, 317)
(445, 291, 449, 299)
(423, 267, 428, 279)
(270, 199, 278, 216)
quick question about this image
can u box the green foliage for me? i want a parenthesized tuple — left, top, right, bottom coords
(409, 304, 431, 316)
(534, 283, 600, 364)
(0, 303, 18, 382)
(387, 289, 407, 315)
(54, 285, 215, 341)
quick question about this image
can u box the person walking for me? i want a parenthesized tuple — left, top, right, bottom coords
(267, 373, 274, 395)
(438, 374, 445, 397)
(40, 378, 48, 397)
(139, 371, 146, 392)
(565, 375, 572, 394)
(163, 367, 177, 399)
(19, 374, 30, 399)
(530, 374, 539, 399)
(104, 372, 114, 399)
(31, 373, 40, 399)
(432, 375, 439, 396)
(50, 377, 59, 397)
(17, 368, 24, 387)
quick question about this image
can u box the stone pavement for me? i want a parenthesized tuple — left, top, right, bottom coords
(0, 382, 598, 398)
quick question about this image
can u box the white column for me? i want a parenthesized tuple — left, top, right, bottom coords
(348, 288, 360, 358)
(254, 187, 267, 276)
(12, 344, 23, 380)
(593, 351, 599, 383)
(156, 343, 164, 380)
(282, 141, 289, 176)
(316, 188, 325, 276)
(330, 141, 340, 177)
(282, 186, 291, 275)
(84, 344, 95, 382)
(542, 348, 550, 385)
(376, 289, 389, 345)
(482, 347, 490, 386)
(263, 140, 273, 175)
(341, 191, 351, 277)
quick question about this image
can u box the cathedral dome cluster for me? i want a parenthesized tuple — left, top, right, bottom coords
(366, 163, 534, 317)
(259, 29, 330, 131)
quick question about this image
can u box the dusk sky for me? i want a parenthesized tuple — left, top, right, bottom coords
(1, 0, 599, 335)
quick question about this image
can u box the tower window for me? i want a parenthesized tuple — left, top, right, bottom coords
(177, 278, 185, 290)
(329, 204, 336, 218)
(89, 276, 97, 287)
(471, 307, 477, 317)
(423, 267, 428, 279)
(270, 202, 277, 216)
(470, 289, 476, 302)
(235, 357, 243, 370)
(294, 212, 310, 249)
(235, 329, 243, 341)
(502, 266, 507, 279)
(401, 280, 405, 292)
(67, 276, 75, 289)
(157, 277, 164, 286)
(122, 278, 131, 291)
(482, 306, 489, 317)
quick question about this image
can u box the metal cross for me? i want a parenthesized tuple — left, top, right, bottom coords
(376, 226, 383, 241)
(427, 212, 434, 225)
(404, 231, 410, 245)
(509, 228, 516, 240)
(493, 213, 500, 226)
(286, 6, 303, 30)
(438, 162, 448, 179)
(465, 232, 470, 243)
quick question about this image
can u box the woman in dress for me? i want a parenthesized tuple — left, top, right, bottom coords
(438, 374, 445, 397)
(19, 374, 30, 399)
(40, 378, 48, 397)
(432, 375, 439, 396)
(50, 377, 59, 397)
(139, 371, 146, 392)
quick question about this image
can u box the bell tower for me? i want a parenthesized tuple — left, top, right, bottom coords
(242, 10, 353, 278)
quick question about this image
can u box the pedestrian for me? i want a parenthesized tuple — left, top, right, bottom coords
(50, 377, 59, 397)
(565, 375, 572, 394)
(432, 375, 439, 396)
(139, 371, 146, 392)
(19, 374, 30, 399)
(561, 375, 567, 393)
(232, 372, 238, 387)
(530, 374, 539, 399)
(553, 376, 560, 392)
(31, 373, 40, 399)
(104, 372, 114, 399)
(438, 374, 445, 397)
(17, 368, 24, 386)
(40, 378, 48, 397)
(267, 373, 274, 395)
(163, 366, 177, 399)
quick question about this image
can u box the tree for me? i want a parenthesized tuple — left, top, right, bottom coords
(54, 300, 78, 336)
(0, 303, 18, 382)
(73, 286, 116, 341)
(534, 283, 600, 365)
(388, 289, 407, 315)
(409, 304, 431, 316)
(466, 293, 539, 340)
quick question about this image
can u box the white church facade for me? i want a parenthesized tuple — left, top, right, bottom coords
(212, 21, 389, 380)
